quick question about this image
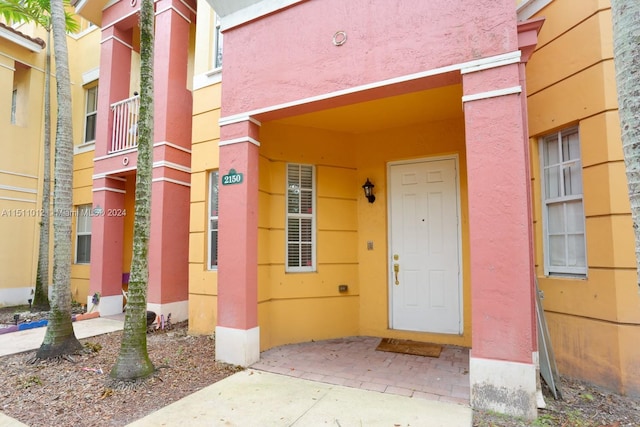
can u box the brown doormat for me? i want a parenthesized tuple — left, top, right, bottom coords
(376, 338, 442, 358)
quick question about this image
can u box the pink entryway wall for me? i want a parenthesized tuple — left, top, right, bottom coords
(212, 0, 542, 419)
(88, 0, 196, 322)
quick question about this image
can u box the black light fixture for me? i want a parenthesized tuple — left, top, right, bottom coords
(362, 178, 375, 203)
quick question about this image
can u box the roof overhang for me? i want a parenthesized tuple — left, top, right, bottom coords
(72, 0, 112, 27)
(205, 0, 306, 30)
(0, 24, 45, 52)
(517, 17, 545, 63)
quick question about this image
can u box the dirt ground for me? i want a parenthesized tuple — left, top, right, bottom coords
(1, 306, 639, 427)
(474, 377, 640, 427)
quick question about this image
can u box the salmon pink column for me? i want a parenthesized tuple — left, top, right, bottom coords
(88, 25, 133, 316)
(462, 62, 537, 419)
(215, 120, 260, 366)
(145, 0, 196, 323)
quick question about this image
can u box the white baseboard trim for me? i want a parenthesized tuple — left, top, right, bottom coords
(0, 286, 34, 307)
(87, 294, 123, 317)
(470, 355, 537, 419)
(147, 300, 188, 323)
(215, 325, 260, 367)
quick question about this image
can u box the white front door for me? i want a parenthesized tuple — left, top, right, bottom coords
(389, 158, 462, 334)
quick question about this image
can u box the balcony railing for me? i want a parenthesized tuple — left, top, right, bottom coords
(110, 94, 139, 153)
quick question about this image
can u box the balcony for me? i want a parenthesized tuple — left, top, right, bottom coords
(110, 94, 139, 153)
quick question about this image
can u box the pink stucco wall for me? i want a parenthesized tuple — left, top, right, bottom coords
(217, 134, 260, 330)
(221, 0, 519, 116)
(463, 66, 535, 363)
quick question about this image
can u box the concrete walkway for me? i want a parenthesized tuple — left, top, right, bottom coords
(0, 317, 472, 426)
(0, 316, 124, 357)
(128, 369, 472, 427)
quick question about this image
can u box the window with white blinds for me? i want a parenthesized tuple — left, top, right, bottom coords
(286, 164, 316, 272)
(541, 127, 587, 276)
(208, 170, 219, 270)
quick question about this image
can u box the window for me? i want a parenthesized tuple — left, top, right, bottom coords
(11, 62, 29, 126)
(84, 85, 98, 143)
(75, 205, 92, 264)
(10, 89, 17, 124)
(213, 13, 223, 68)
(540, 127, 587, 275)
(208, 171, 219, 269)
(286, 164, 315, 272)
(74, 17, 96, 35)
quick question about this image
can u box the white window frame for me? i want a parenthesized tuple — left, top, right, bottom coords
(517, 0, 553, 20)
(208, 170, 219, 270)
(84, 85, 98, 143)
(286, 163, 316, 273)
(540, 127, 587, 276)
(10, 88, 17, 124)
(75, 204, 92, 264)
(213, 13, 223, 69)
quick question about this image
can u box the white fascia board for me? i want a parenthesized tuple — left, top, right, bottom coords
(220, 0, 306, 31)
(0, 27, 43, 52)
(82, 68, 100, 85)
(517, 0, 553, 21)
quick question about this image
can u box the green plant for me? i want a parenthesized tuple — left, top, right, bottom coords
(19, 375, 43, 389)
(83, 342, 102, 353)
(565, 410, 589, 427)
(533, 414, 557, 426)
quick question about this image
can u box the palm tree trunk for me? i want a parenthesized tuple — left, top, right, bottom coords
(110, 0, 155, 379)
(36, 0, 82, 359)
(33, 30, 52, 312)
(611, 0, 640, 287)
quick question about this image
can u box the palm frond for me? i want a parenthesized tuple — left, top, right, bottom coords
(0, 0, 79, 33)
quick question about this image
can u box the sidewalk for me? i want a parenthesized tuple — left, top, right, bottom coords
(0, 315, 124, 357)
(127, 369, 472, 427)
(0, 317, 473, 427)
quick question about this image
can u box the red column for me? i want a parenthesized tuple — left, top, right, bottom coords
(94, 26, 132, 159)
(145, 0, 195, 321)
(88, 25, 133, 315)
(463, 63, 537, 418)
(89, 178, 126, 315)
(216, 120, 260, 365)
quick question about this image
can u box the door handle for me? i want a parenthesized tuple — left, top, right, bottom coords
(393, 263, 400, 285)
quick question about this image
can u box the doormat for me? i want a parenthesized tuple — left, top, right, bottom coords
(375, 338, 442, 358)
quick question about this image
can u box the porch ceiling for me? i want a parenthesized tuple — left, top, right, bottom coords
(271, 84, 463, 134)
(73, 0, 109, 26)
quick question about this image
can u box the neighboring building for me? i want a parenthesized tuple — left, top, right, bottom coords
(0, 21, 46, 307)
(74, 0, 196, 321)
(0, 18, 99, 307)
(5, 0, 639, 419)
(522, 0, 640, 398)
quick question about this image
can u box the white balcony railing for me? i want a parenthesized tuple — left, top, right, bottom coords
(110, 94, 139, 153)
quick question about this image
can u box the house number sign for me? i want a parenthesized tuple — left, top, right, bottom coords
(222, 169, 243, 185)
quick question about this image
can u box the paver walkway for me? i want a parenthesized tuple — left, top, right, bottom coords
(252, 336, 471, 405)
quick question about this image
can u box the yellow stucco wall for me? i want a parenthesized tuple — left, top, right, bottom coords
(0, 23, 47, 306)
(257, 123, 360, 349)
(188, 82, 221, 335)
(354, 118, 471, 348)
(257, 112, 471, 350)
(187, 80, 472, 351)
(526, 0, 640, 395)
(70, 26, 101, 305)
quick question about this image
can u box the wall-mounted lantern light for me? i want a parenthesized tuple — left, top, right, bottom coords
(362, 178, 375, 203)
